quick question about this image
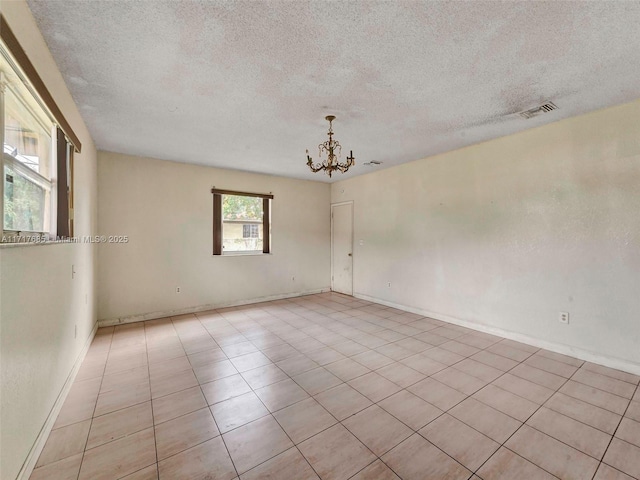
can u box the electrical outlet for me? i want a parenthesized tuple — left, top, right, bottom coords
(176, 287, 181, 293)
(292, 276, 295, 281)
(388, 282, 391, 287)
(559, 312, 570, 324)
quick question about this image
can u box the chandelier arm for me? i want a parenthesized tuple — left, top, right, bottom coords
(306, 155, 326, 173)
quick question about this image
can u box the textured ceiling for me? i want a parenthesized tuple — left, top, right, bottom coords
(26, 0, 640, 182)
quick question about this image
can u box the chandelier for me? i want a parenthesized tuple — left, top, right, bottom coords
(306, 115, 355, 177)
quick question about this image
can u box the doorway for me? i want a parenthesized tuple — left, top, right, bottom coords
(331, 202, 353, 295)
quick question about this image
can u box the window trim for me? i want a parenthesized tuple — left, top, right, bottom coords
(211, 188, 272, 255)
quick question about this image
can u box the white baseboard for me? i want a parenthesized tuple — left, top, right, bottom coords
(98, 288, 332, 327)
(17, 321, 99, 480)
(355, 293, 640, 377)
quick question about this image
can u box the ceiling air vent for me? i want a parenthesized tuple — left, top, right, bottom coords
(519, 102, 558, 119)
(363, 160, 383, 166)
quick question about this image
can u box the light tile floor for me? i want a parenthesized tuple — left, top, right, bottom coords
(30, 293, 640, 480)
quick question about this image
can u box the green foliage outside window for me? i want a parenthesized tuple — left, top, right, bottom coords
(3, 165, 46, 231)
(223, 195, 262, 221)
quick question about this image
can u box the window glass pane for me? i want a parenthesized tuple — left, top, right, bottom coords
(222, 194, 263, 252)
(4, 164, 46, 231)
(4, 84, 52, 178)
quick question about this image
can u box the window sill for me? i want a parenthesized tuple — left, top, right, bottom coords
(217, 251, 272, 257)
(0, 240, 67, 249)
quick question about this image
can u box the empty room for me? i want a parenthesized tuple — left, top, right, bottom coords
(2, 1, 640, 479)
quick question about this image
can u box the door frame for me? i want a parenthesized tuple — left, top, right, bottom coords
(330, 201, 354, 295)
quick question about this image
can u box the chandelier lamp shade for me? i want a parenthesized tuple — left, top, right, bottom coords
(306, 115, 355, 177)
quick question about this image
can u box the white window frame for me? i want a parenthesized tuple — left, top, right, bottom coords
(1, 44, 58, 241)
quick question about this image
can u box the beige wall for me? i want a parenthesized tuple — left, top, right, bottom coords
(0, 2, 98, 479)
(97, 152, 330, 323)
(332, 99, 640, 371)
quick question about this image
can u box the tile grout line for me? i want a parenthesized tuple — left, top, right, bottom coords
(211, 308, 370, 478)
(259, 295, 485, 478)
(91, 325, 163, 480)
(196, 307, 362, 479)
(145, 332, 229, 470)
(471, 357, 590, 479)
(362, 327, 541, 478)
(397, 338, 543, 478)
(535, 365, 637, 435)
(174, 313, 242, 480)
(200, 296, 427, 478)
(142, 321, 159, 478)
(589, 381, 640, 480)
(361, 335, 551, 478)
(74, 327, 115, 480)
(195, 306, 321, 478)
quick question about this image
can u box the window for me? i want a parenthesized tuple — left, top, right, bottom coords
(2, 64, 54, 234)
(1, 16, 79, 242)
(242, 224, 259, 239)
(211, 189, 272, 255)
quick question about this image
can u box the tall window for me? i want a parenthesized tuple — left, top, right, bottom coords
(1, 17, 78, 242)
(2, 65, 55, 234)
(211, 189, 272, 255)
